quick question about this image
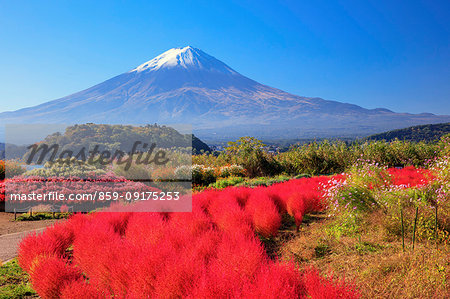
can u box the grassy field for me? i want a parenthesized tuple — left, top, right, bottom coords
(279, 212, 449, 298)
(0, 259, 36, 299)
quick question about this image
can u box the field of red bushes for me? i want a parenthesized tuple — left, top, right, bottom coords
(16, 174, 362, 299)
(7, 165, 437, 298)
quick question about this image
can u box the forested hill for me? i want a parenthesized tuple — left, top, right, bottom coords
(191, 136, 211, 153)
(367, 122, 450, 142)
(45, 124, 211, 152)
(33, 124, 210, 154)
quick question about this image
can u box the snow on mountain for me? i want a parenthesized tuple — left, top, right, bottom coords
(131, 46, 237, 74)
(0, 46, 449, 140)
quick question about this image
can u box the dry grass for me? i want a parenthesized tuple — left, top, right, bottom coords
(279, 212, 450, 298)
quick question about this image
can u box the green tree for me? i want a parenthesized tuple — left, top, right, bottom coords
(226, 137, 280, 177)
(225, 137, 265, 155)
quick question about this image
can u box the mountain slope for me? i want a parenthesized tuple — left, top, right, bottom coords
(1, 46, 449, 140)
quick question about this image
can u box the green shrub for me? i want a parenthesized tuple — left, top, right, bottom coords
(0, 160, 4, 180)
(201, 167, 217, 185)
(236, 175, 291, 187)
(191, 165, 203, 185)
(276, 139, 442, 176)
(190, 165, 218, 186)
(26, 159, 105, 178)
(15, 212, 71, 221)
(326, 208, 363, 238)
(209, 176, 245, 189)
(335, 185, 378, 212)
(112, 163, 151, 181)
(218, 165, 245, 178)
(277, 140, 354, 176)
(193, 138, 447, 178)
(225, 137, 282, 177)
(3, 160, 26, 178)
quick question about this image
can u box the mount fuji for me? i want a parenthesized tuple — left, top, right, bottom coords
(0, 46, 449, 140)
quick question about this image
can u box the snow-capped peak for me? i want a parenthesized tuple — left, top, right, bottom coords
(130, 46, 237, 74)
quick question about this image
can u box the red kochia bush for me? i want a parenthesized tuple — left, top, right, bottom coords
(241, 261, 306, 298)
(265, 185, 287, 213)
(286, 192, 306, 231)
(206, 191, 253, 236)
(150, 234, 209, 298)
(90, 211, 132, 236)
(72, 217, 131, 295)
(264, 175, 333, 231)
(188, 231, 266, 298)
(19, 174, 362, 298)
(29, 255, 82, 299)
(245, 188, 281, 237)
(170, 204, 214, 236)
(387, 166, 434, 187)
(222, 186, 252, 207)
(18, 222, 74, 272)
(125, 212, 168, 247)
(60, 280, 104, 299)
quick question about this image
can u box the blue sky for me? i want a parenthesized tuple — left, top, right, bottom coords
(0, 0, 448, 114)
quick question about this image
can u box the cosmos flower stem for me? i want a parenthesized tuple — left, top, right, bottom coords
(401, 208, 405, 252)
(412, 206, 418, 252)
(435, 205, 438, 250)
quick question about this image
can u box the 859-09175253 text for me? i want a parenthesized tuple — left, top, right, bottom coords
(8, 191, 181, 202)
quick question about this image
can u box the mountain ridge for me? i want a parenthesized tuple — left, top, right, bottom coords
(367, 122, 450, 142)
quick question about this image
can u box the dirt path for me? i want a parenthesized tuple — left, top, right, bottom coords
(0, 212, 59, 236)
(0, 229, 47, 263)
(0, 212, 62, 264)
